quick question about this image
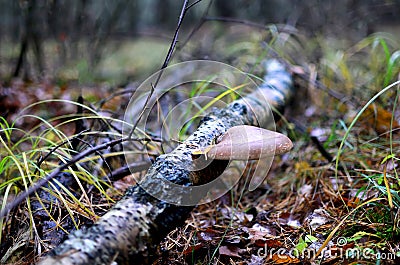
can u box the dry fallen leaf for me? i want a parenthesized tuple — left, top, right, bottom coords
(219, 245, 243, 258)
(359, 104, 399, 134)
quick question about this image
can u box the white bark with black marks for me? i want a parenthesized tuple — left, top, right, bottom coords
(39, 60, 294, 265)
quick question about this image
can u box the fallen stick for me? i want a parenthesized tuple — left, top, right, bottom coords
(39, 60, 294, 264)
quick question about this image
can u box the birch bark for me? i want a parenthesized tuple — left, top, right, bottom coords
(39, 60, 293, 265)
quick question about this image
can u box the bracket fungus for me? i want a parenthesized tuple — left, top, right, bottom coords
(192, 125, 293, 160)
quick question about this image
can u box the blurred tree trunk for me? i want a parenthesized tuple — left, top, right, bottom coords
(157, 0, 170, 25)
(13, 0, 44, 79)
(89, 0, 125, 67)
(215, 0, 235, 17)
(70, 0, 88, 61)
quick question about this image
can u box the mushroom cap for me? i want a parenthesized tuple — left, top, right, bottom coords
(193, 125, 293, 160)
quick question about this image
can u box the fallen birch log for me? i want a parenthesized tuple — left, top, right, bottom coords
(39, 60, 294, 264)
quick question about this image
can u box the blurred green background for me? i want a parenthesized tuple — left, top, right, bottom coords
(0, 0, 399, 84)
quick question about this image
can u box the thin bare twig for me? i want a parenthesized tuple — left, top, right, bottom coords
(204, 16, 299, 34)
(185, 0, 203, 12)
(205, 16, 269, 30)
(150, 0, 190, 90)
(78, 138, 114, 178)
(97, 87, 136, 110)
(159, 0, 190, 71)
(180, 11, 300, 55)
(128, 0, 203, 137)
(128, 83, 155, 139)
(180, 0, 213, 49)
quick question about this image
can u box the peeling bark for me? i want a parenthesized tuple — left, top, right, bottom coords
(38, 60, 294, 265)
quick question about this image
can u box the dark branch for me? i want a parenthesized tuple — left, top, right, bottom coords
(104, 161, 152, 182)
(180, 0, 213, 49)
(159, 0, 190, 71)
(0, 137, 154, 220)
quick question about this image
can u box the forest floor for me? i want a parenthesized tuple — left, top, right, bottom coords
(1, 23, 400, 264)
